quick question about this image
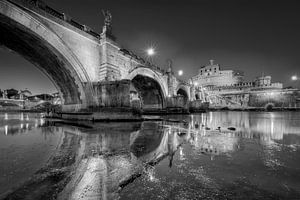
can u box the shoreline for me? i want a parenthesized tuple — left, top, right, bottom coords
(1, 107, 300, 114)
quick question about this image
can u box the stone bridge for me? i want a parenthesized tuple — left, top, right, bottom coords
(0, 0, 195, 113)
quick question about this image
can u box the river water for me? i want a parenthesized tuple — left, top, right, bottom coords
(0, 111, 300, 199)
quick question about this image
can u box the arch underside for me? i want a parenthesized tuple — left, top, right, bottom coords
(0, 13, 83, 105)
(177, 88, 188, 100)
(131, 75, 165, 110)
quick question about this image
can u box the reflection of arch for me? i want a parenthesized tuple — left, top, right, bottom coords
(265, 103, 275, 111)
(130, 122, 172, 162)
(0, 1, 95, 109)
(130, 122, 164, 158)
(126, 67, 167, 109)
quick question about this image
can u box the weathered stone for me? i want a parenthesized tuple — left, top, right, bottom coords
(0, 0, 193, 115)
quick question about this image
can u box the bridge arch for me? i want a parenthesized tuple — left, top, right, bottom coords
(126, 67, 168, 109)
(0, 1, 95, 111)
(176, 85, 190, 100)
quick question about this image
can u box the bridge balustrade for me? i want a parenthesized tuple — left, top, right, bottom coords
(88, 30, 100, 38)
(69, 19, 84, 31)
(43, 5, 64, 20)
(8, 0, 102, 39)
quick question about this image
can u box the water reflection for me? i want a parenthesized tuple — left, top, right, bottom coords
(1, 112, 300, 199)
(0, 113, 46, 136)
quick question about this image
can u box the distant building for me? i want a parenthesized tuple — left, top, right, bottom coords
(190, 60, 299, 109)
(191, 60, 244, 87)
(253, 75, 283, 88)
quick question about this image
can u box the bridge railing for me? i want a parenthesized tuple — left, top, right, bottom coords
(8, 0, 101, 39)
(44, 5, 64, 20)
(88, 30, 100, 38)
(119, 48, 167, 74)
(7, 0, 186, 78)
(69, 19, 85, 31)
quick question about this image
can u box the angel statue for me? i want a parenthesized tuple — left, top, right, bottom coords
(101, 9, 112, 27)
(101, 9, 116, 39)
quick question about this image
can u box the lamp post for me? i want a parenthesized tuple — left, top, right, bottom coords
(146, 48, 155, 56)
(291, 75, 298, 81)
(145, 47, 156, 66)
(178, 70, 183, 76)
(291, 75, 299, 87)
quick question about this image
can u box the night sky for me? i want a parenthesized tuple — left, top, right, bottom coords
(1, 0, 300, 94)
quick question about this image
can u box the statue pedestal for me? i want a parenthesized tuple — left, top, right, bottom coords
(101, 25, 116, 41)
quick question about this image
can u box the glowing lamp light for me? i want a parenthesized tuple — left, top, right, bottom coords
(178, 70, 183, 76)
(194, 82, 198, 86)
(146, 48, 155, 56)
(291, 75, 298, 81)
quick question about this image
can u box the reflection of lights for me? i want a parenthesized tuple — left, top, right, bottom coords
(40, 118, 45, 126)
(271, 121, 274, 136)
(146, 167, 159, 182)
(191, 115, 194, 125)
(20, 123, 23, 129)
(20, 113, 24, 121)
(179, 146, 185, 160)
(35, 119, 38, 128)
(5, 125, 8, 135)
(149, 173, 155, 181)
(201, 113, 204, 124)
(26, 115, 29, 121)
(4, 113, 8, 120)
(26, 123, 29, 129)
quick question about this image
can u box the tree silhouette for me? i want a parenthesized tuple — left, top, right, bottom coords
(6, 88, 18, 99)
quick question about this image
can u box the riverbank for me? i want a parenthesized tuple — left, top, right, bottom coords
(1, 106, 300, 123)
(208, 106, 300, 112)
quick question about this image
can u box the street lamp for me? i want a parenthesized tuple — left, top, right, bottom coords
(178, 70, 183, 76)
(146, 47, 155, 56)
(291, 75, 298, 81)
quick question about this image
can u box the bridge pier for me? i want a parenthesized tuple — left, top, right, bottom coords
(58, 80, 201, 120)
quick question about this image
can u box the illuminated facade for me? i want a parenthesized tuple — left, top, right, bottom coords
(191, 60, 244, 87)
(190, 60, 298, 109)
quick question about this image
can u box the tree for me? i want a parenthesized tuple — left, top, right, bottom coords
(6, 88, 18, 99)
